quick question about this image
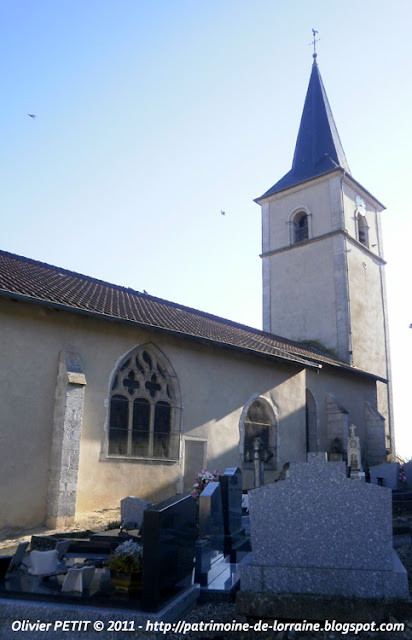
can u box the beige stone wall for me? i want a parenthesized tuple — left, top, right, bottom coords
(263, 173, 342, 254)
(0, 294, 387, 532)
(0, 301, 57, 533)
(341, 179, 392, 442)
(346, 248, 386, 377)
(260, 173, 392, 448)
(305, 367, 378, 462)
(341, 181, 381, 253)
(0, 297, 308, 531)
(262, 173, 347, 358)
(266, 236, 339, 356)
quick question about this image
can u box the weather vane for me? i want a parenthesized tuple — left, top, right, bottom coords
(310, 28, 319, 59)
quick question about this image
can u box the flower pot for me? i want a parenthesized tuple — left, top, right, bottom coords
(110, 570, 142, 592)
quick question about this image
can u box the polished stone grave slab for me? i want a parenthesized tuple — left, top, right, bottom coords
(197, 554, 250, 603)
(1, 565, 142, 609)
(141, 492, 197, 612)
(0, 586, 199, 640)
(198, 481, 224, 552)
(195, 481, 225, 586)
(219, 468, 250, 561)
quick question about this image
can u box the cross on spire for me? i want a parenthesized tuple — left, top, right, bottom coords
(310, 28, 319, 60)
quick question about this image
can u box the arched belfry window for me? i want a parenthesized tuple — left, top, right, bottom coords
(108, 345, 181, 461)
(293, 211, 309, 244)
(240, 396, 277, 468)
(357, 213, 369, 248)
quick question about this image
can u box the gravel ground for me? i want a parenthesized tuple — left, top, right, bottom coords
(0, 509, 121, 556)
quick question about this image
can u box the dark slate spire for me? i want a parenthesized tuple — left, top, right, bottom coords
(258, 55, 351, 200)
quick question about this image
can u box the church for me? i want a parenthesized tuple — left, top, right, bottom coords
(0, 53, 393, 534)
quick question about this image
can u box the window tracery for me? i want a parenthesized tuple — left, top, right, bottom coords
(108, 346, 181, 460)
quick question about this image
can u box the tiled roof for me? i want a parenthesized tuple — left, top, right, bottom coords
(0, 249, 377, 377)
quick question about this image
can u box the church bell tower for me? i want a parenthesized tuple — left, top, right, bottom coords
(256, 52, 393, 453)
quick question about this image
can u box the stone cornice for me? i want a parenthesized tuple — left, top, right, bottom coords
(260, 229, 387, 264)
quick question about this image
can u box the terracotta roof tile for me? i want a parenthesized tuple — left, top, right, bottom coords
(0, 250, 375, 376)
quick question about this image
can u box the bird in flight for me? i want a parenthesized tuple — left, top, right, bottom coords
(27, 114, 37, 119)
(221, 210, 225, 216)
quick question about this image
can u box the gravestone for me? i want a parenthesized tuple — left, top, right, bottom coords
(120, 496, 151, 529)
(141, 493, 197, 611)
(7, 542, 29, 573)
(219, 468, 242, 536)
(199, 481, 224, 551)
(238, 453, 409, 620)
(347, 425, 364, 480)
(369, 462, 399, 489)
(403, 460, 412, 491)
(195, 481, 225, 586)
(219, 467, 249, 561)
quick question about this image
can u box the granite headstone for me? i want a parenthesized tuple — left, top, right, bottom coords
(239, 453, 409, 604)
(120, 496, 151, 529)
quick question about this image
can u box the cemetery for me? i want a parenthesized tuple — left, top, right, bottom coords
(0, 444, 411, 637)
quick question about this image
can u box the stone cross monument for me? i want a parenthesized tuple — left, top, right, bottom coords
(347, 424, 364, 480)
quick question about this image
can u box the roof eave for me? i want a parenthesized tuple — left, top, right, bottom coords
(254, 167, 343, 204)
(0, 289, 320, 371)
(255, 168, 386, 211)
(343, 174, 386, 210)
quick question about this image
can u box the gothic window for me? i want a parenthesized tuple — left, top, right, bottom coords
(242, 397, 277, 467)
(293, 211, 309, 244)
(357, 213, 369, 247)
(108, 346, 181, 460)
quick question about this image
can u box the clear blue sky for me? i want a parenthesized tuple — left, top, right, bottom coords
(1, 0, 411, 458)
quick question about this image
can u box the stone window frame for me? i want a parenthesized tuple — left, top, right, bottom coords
(356, 211, 369, 248)
(239, 394, 279, 470)
(105, 343, 182, 463)
(288, 206, 312, 245)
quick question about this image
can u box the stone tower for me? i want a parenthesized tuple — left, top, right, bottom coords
(255, 54, 393, 455)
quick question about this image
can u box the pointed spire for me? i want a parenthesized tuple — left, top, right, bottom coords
(292, 57, 350, 178)
(258, 56, 351, 200)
